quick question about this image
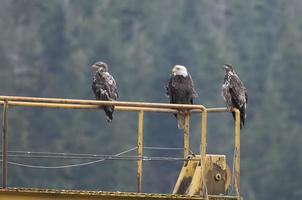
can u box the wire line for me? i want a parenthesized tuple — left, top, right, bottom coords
(0, 147, 137, 169)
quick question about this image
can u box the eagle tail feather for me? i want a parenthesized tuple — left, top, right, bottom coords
(240, 107, 245, 129)
(104, 106, 114, 123)
(231, 109, 245, 129)
(177, 113, 185, 130)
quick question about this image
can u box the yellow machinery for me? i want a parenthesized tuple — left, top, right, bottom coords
(173, 154, 231, 196)
(0, 96, 241, 200)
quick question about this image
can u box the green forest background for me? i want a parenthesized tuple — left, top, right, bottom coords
(0, 0, 302, 200)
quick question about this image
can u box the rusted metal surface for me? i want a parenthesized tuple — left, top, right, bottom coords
(137, 111, 144, 193)
(183, 113, 190, 159)
(2, 99, 8, 188)
(173, 155, 198, 194)
(200, 111, 208, 199)
(0, 96, 241, 198)
(206, 108, 228, 113)
(0, 96, 206, 111)
(0, 188, 241, 200)
(234, 109, 240, 197)
(174, 155, 231, 197)
(0, 101, 178, 113)
(207, 107, 241, 197)
(206, 164, 226, 195)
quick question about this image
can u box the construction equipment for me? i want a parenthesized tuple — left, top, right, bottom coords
(0, 96, 241, 200)
(173, 154, 231, 196)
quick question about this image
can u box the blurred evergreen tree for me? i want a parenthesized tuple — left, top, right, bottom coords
(0, 0, 301, 199)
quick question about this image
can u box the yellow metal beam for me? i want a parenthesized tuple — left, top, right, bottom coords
(0, 95, 241, 198)
(182, 154, 228, 196)
(137, 111, 144, 193)
(234, 109, 240, 197)
(0, 188, 240, 200)
(183, 113, 190, 159)
(200, 111, 208, 200)
(2, 99, 8, 188)
(0, 96, 206, 111)
(173, 155, 198, 194)
(206, 108, 228, 113)
(0, 101, 178, 113)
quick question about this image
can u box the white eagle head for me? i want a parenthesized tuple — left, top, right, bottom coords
(91, 61, 108, 73)
(172, 65, 188, 77)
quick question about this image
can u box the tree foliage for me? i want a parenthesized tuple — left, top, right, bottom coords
(0, 1, 301, 199)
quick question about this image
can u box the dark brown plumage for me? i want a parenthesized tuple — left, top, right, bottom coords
(91, 61, 118, 122)
(221, 64, 247, 129)
(166, 65, 198, 129)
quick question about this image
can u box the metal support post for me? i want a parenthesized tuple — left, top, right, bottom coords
(201, 111, 208, 200)
(183, 112, 190, 159)
(2, 99, 8, 188)
(234, 109, 240, 197)
(137, 110, 144, 193)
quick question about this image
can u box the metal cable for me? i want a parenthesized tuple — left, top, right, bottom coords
(0, 146, 198, 169)
(2, 146, 186, 156)
(0, 155, 198, 161)
(1, 146, 192, 159)
(3, 155, 192, 160)
(3, 151, 131, 157)
(0, 147, 138, 169)
(3, 152, 139, 159)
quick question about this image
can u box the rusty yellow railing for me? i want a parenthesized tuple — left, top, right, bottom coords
(0, 96, 240, 197)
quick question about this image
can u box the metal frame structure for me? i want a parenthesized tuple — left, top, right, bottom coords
(0, 96, 240, 198)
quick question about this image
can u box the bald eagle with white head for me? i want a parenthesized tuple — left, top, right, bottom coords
(221, 64, 247, 129)
(166, 65, 198, 129)
(91, 61, 118, 122)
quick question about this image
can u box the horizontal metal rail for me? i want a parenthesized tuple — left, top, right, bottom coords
(206, 108, 229, 112)
(0, 95, 240, 197)
(0, 96, 206, 110)
(0, 101, 178, 113)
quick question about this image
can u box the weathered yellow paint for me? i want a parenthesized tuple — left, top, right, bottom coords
(137, 110, 144, 193)
(200, 111, 208, 199)
(0, 188, 241, 200)
(0, 101, 180, 113)
(234, 109, 240, 197)
(225, 163, 232, 192)
(0, 96, 242, 200)
(0, 96, 206, 111)
(173, 155, 198, 194)
(2, 99, 8, 188)
(173, 154, 231, 196)
(187, 160, 203, 196)
(183, 113, 190, 159)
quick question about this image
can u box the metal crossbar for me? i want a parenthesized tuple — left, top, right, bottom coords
(0, 95, 240, 197)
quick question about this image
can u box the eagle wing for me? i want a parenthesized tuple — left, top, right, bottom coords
(166, 75, 172, 96)
(188, 73, 198, 98)
(166, 74, 175, 103)
(229, 73, 247, 128)
(103, 72, 118, 100)
(92, 72, 118, 101)
(229, 74, 247, 108)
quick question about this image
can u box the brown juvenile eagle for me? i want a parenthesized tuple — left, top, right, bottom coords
(166, 65, 198, 129)
(221, 64, 247, 129)
(91, 61, 118, 122)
